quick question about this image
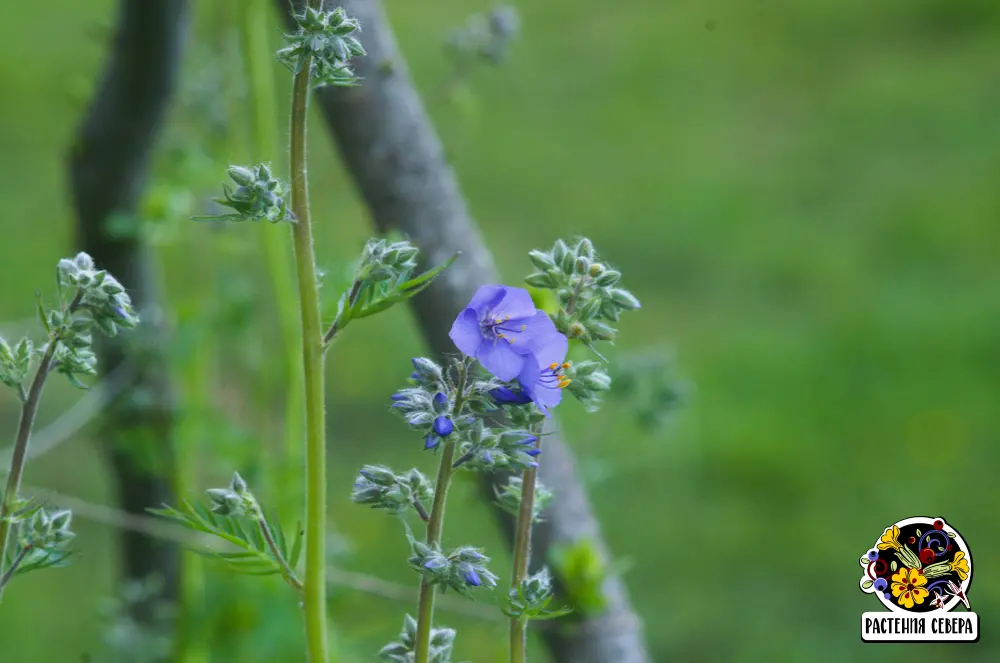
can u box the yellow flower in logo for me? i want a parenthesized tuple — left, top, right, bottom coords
(891, 567, 929, 609)
(878, 525, 902, 551)
(950, 551, 969, 581)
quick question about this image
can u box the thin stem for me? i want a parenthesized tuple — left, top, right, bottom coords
(508, 424, 543, 663)
(0, 544, 31, 591)
(288, 7, 329, 658)
(255, 508, 304, 591)
(414, 365, 468, 663)
(0, 291, 81, 598)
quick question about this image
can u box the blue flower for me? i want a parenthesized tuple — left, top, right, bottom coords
(515, 333, 570, 415)
(424, 434, 440, 450)
(433, 416, 454, 437)
(460, 564, 481, 587)
(449, 285, 563, 381)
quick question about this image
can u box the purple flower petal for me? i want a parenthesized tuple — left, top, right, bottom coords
(461, 565, 481, 587)
(433, 416, 454, 437)
(466, 285, 508, 313)
(494, 287, 535, 321)
(489, 387, 531, 405)
(478, 341, 527, 381)
(507, 310, 563, 356)
(449, 308, 483, 358)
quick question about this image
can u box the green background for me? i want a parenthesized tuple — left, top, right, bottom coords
(1, 0, 998, 661)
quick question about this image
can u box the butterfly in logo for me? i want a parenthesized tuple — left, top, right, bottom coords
(945, 580, 971, 610)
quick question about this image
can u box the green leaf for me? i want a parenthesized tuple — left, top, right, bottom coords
(862, 579, 874, 590)
(149, 500, 291, 580)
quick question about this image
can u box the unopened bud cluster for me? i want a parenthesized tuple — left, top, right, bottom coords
(205, 164, 292, 223)
(357, 238, 420, 283)
(351, 465, 433, 517)
(277, 6, 366, 87)
(409, 538, 498, 595)
(18, 507, 75, 550)
(496, 476, 553, 523)
(391, 359, 539, 467)
(206, 472, 258, 518)
(378, 614, 464, 663)
(504, 567, 568, 621)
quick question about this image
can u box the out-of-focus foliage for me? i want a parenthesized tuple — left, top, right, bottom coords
(1, 0, 999, 662)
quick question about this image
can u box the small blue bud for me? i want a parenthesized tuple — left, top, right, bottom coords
(516, 436, 538, 446)
(410, 372, 420, 380)
(489, 387, 531, 405)
(424, 434, 440, 450)
(391, 393, 406, 401)
(461, 565, 481, 587)
(482, 450, 494, 464)
(432, 392, 449, 413)
(433, 416, 454, 437)
(525, 448, 541, 457)
(528, 461, 539, 468)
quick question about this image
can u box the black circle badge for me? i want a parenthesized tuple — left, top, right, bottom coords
(858, 516, 978, 642)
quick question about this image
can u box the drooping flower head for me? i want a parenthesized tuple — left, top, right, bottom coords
(449, 285, 561, 381)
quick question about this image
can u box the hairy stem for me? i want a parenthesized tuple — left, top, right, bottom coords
(509, 426, 542, 663)
(256, 508, 304, 591)
(289, 4, 329, 657)
(0, 292, 82, 598)
(414, 365, 468, 663)
(0, 544, 31, 591)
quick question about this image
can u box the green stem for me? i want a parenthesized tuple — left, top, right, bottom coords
(288, 17, 329, 661)
(508, 425, 542, 663)
(255, 507, 304, 591)
(413, 365, 469, 663)
(237, 0, 304, 520)
(0, 291, 81, 601)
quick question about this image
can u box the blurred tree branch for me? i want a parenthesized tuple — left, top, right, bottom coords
(279, 1, 653, 661)
(67, 0, 187, 629)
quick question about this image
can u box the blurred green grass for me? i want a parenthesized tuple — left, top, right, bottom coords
(2, 0, 1000, 661)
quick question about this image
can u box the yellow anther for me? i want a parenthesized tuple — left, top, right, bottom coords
(520, 324, 526, 331)
(549, 363, 559, 370)
(558, 378, 571, 389)
(561, 362, 570, 369)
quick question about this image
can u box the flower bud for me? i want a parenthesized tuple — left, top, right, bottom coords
(594, 269, 621, 287)
(433, 416, 454, 437)
(227, 165, 255, 186)
(230, 472, 248, 495)
(575, 238, 595, 260)
(528, 249, 556, 271)
(610, 288, 641, 310)
(432, 392, 449, 413)
(524, 272, 557, 289)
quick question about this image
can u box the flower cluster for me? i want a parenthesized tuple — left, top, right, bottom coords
(408, 538, 499, 595)
(526, 238, 641, 344)
(359, 237, 638, 660)
(276, 6, 366, 87)
(378, 615, 466, 663)
(504, 567, 571, 622)
(205, 472, 255, 518)
(351, 466, 434, 518)
(449, 284, 569, 414)
(197, 163, 293, 223)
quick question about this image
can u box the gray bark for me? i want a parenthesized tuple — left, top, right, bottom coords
(67, 0, 187, 626)
(282, 1, 653, 661)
